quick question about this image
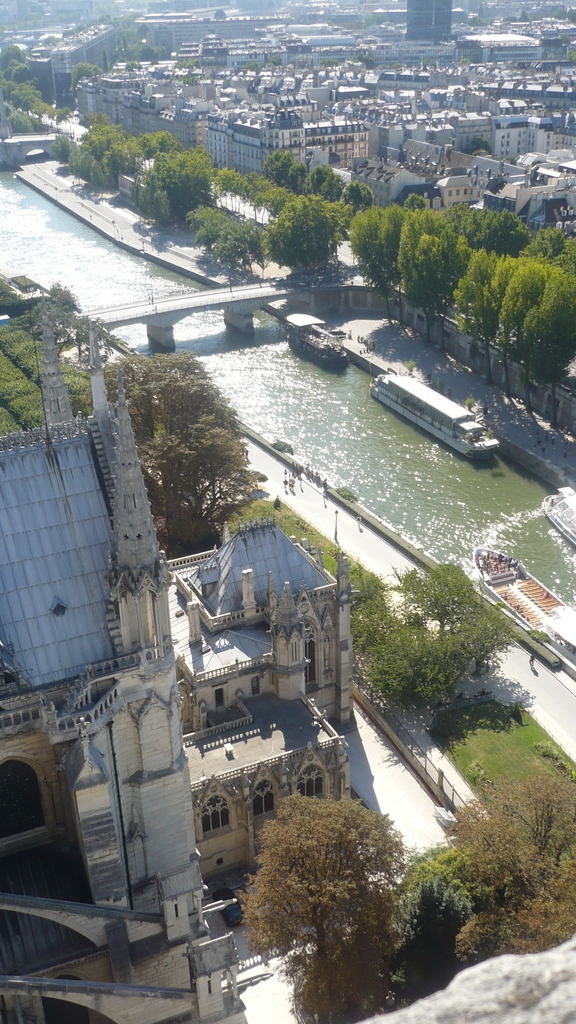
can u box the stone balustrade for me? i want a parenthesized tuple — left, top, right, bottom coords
(189, 734, 342, 791)
(0, 705, 41, 738)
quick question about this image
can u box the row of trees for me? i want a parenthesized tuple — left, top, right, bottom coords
(351, 562, 514, 708)
(60, 127, 368, 268)
(0, 44, 58, 133)
(350, 203, 576, 422)
(243, 773, 576, 1021)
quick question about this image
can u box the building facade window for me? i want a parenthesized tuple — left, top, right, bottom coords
(215, 687, 224, 707)
(297, 765, 324, 797)
(253, 779, 274, 816)
(251, 675, 260, 696)
(201, 795, 230, 834)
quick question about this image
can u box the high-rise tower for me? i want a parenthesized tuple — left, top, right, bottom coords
(406, 0, 452, 42)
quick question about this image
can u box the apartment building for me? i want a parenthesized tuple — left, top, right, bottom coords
(206, 109, 368, 173)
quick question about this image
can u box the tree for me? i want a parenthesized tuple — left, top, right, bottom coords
(71, 62, 101, 91)
(0, 45, 26, 71)
(104, 353, 255, 554)
(266, 194, 343, 270)
(470, 135, 490, 153)
(398, 211, 470, 343)
(8, 82, 42, 113)
(137, 131, 183, 159)
(524, 226, 566, 262)
(349, 205, 404, 318)
(352, 564, 514, 708)
(445, 206, 530, 258)
(397, 874, 473, 997)
(146, 147, 215, 222)
(216, 168, 247, 211)
(214, 222, 265, 274)
(187, 206, 229, 249)
(403, 192, 427, 211)
(263, 150, 307, 194)
(52, 134, 72, 163)
(451, 774, 576, 962)
(342, 180, 373, 213)
(307, 165, 343, 202)
(454, 249, 500, 383)
(500, 258, 551, 412)
(490, 255, 518, 398)
(243, 795, 405, 1023)
(525, 266, 576, 426)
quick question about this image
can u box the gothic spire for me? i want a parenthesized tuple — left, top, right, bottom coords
(41, 296, 73, 426)
(273, 581, 301, 637)
(112, 370, 159, 574)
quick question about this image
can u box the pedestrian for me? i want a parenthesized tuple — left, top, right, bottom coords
(357, 516, 362, 532)
(529, 654, 535, 669)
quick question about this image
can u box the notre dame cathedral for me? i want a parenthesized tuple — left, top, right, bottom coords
(0, 309, 353, 1024)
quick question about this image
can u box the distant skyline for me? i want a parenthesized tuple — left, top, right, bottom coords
(406, 0, 453, 42)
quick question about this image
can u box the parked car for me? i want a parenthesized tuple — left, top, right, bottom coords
(212, 887, 243, 926)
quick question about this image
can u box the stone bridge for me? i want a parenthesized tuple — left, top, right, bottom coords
(0, 134, 57, 168)
(87, 283, 295, 349)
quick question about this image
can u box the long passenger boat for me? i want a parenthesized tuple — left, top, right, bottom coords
(370, 373, 499, 460)
(474, 546, 576, 664)
(542, 487, 576, 548)
(285, 313, 348, 372)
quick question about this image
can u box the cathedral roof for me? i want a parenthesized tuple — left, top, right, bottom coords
(187, 519, 330, 616)
(0, 433, 114, 687)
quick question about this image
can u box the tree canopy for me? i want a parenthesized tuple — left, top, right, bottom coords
(263, 150, 307, 194)
(350, 205, 404, 315)
(243, 795, 405, 1023)
(450, 774, 576, 962)
(352, 563, 514, 708)
(104, 353, 255, 554)
(266, 194, 344, 270)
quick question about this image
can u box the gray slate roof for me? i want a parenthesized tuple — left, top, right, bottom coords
(186, 521, 329, 616)
(0, 435, 114, 687)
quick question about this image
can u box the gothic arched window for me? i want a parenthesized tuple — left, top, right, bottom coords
(305, 627, 317, 688)
(253, 780, 274, 816)
(0, 760, 44, 839)
(297, 765, 324, 798)
(201, 795, 230, 835)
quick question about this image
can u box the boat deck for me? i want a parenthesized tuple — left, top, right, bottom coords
(477, 549, 563, 631)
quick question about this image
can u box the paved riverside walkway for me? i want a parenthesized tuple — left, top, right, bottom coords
(247, 439, 576, 779)
(15, 163, 228, 287)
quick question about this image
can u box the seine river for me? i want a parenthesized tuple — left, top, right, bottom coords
(2, 170, 576, 602)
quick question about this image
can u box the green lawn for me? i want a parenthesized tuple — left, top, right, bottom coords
(231, 498, 339, 576)
(430, 701, 575, 789)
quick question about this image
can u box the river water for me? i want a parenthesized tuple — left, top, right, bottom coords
(2, 170, 576, 602)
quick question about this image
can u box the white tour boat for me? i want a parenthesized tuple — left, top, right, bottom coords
(474, 546, 576, 665)
(542, 487, 576, 548)
(370, 373, 499, 460)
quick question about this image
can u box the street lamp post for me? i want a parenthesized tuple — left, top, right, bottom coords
(334, 509, 339, 546)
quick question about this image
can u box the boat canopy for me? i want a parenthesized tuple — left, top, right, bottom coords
(285, 313, 326, 328)
(545, 604, 576, 648)
(376, 374, 475, 424)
